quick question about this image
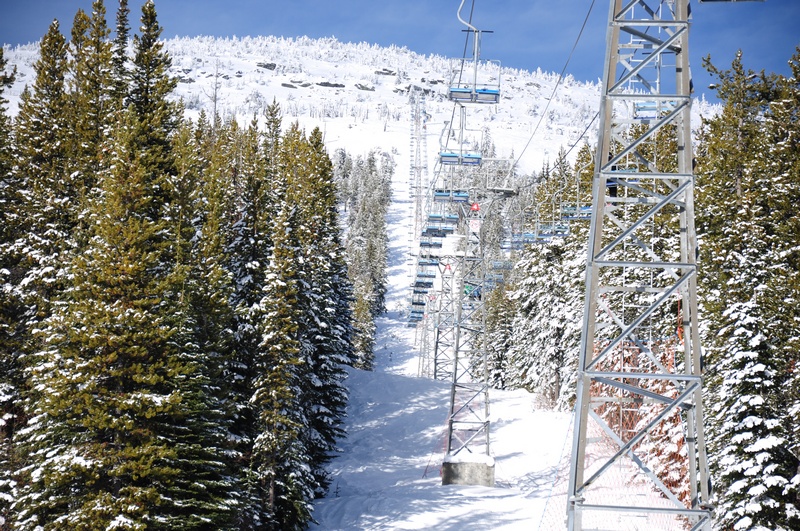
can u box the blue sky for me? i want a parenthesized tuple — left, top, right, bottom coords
(2, 1, 798, 102)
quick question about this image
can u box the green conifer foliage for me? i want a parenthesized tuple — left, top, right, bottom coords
(0, 47, 19, 370)
(225, 116, 277, 529)
(68, 1, 113, 188)
(14, 108, 181, 530)
(111, 0, 131, 107)
(349, 279, 376, 370)
(11, 22, 74, 489)
(0, 44, 21, 527)
(3, 7, 364, 525)
(289, 126, 354, 495)
(509, 236, 582, 409)
(484, 286, 515, 390)
(129, 0, 178, 187)
(280, 124, 333, 495)
(167, 121, 240, 528)
(252, 203, 312, 530)
(14, 106, 235, 530)
(337, 148, 393, 371)
(263, 99, 282, 169)
(765, 50, 800, 494)
(697, 50, 800, 530)
(14, 20, 71, 248)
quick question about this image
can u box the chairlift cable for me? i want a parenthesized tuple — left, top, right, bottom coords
(513, 0, 597, 171)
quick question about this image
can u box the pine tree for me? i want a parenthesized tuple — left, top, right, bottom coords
(13, 20, 72, 252)
(252, 202, 313, 530)
(344, 150, 391, 324)
(10, 22, 74, 513)
(167, 120, 240, 528)
(129, 0, 178, 185)
(111, 0, 131, 107)
(697, 50, 800, 530)
(764, 50, 800, 511)
(67, 0, 113, 189)
(504, 150, 587, 409)
(484, 285, 515, 390)
(282, 123, 333, 494)
(226, 115, 276, 529)
(508, 237, 581, 408)
(287, 126, 354, 497)
(331, 148, 354, 209)
(349, 277, 376, 370)
(14, 107, 179, 530)
(0, 44, 21, 527)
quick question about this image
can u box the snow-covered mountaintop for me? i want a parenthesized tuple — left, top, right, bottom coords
(4, 35, 720, 173)
(5, 34, 606, 174)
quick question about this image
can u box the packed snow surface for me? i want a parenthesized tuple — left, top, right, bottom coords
(308, 75, 575, 528)
(309, 365, 573, 530)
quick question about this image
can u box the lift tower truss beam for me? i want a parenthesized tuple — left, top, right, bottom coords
(568, 1, 712, 529)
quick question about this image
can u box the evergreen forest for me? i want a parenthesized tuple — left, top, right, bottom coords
(483, 48, 800, 530)
(1, 1, 799, 530)
(0, 1, 392, 529)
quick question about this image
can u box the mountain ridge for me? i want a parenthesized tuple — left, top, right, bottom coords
(5, 34, 608, 174)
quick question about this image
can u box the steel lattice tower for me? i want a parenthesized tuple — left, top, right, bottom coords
(434, 259, 458, 381)
(568, 0, 711, 528)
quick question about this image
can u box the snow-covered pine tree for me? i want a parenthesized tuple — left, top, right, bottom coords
(14, 2, 241, 526)
(262, 99, 282, 168)
(697, 50, 800, 530)
(764, 49, 800, 510)
(556, 229, 586, 411)
(128, 0, 178, 188)
(186, 111, 256, 519)
(305, 132, 354, 344)
(342, 149, 392, 369)
(9, 23, 75, 524)
(358, 151, 391, 316)
(0, 45, 21, 526)
(289, 126, 354, 496)
(349, 278, 377, 370)
(13, 105, 192, 529)
(166, 120, 240, 528)
(225, 115, 276, 529)
(506, 145, 586, 409)
(552, 145, 591, 411)
(121, 22, 233, 523)
(484, 285, 515, 390)
(252, 201, 314, 530)
(509, 237, 575, 407)
(12, 19, 72, 310)
(110, 0, 131, 108)
(331, 148, 354, 210)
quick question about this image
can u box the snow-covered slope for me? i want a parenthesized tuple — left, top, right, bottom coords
(4, 35, 720, 172)
(4, 35, 606, 175)
(303, 78, 576, 527)
(309, 368, 573, 530)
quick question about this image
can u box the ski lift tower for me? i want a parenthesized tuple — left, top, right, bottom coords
(439, 0, 501, 488)
(567, 1, 762, 530)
